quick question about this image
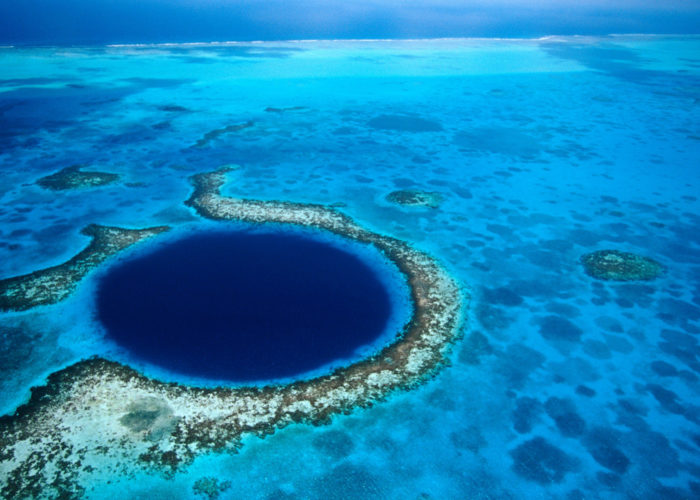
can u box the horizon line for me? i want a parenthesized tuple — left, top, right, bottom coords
(1, 33, 698, 49)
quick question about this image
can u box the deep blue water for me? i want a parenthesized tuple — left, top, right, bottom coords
(96, 230, 392, 381)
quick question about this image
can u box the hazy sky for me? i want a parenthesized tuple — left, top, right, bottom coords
(1, 0, 698, 44)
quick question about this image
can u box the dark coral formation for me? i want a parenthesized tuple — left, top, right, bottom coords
(0, 167, 465, 497)
(510, 437, 578, 484)
(193, 477, 232, 500)
(581, 250, 664, 281)
(158, 104, 190, 113)
(192, 121, 254, 148)
(538, 316, 583, 342)
(386, 189, 443, 208)
(36, 165, 119, 190)
(264, 106, 307, 113)
(0, 224, 169, 312)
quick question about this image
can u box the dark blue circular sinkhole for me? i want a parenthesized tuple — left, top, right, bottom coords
(96, 230, 394, 382)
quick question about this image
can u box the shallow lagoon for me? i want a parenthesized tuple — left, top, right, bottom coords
(1, 36, 700, 499)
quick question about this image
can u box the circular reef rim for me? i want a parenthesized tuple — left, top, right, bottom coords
(0, 166, 466, 499)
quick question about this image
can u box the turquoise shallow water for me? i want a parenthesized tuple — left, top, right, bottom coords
(1, 36, 700, 498)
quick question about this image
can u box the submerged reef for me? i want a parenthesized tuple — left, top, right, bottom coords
(264, 106, 307, 113)
(193, 476, 232, 500)
(386, 189, 444, 208)
(36, 165, 119, 190)
(192, 121, 254, 148)
(158, 104, 190, 113)
(581, 250, 664, 281)
(0, 224, 170, 312)
(0, 167, 465, 498)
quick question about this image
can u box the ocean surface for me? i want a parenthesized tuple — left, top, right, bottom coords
(1, 36, 700, 498)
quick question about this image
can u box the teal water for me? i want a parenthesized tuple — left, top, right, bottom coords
(1, 36, 700, 498)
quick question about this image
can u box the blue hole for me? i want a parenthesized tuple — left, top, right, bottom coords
(96, 229, 394, 382)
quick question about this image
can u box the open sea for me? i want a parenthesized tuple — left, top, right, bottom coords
(1, 36, 700, 499)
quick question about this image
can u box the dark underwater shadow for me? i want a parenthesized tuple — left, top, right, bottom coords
(540, 40, 700, 100)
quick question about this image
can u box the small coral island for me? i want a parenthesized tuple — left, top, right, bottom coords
(386, 189, 444, 208)
(580, 249, 664, 281)
(0, 167, 466, 498)
(36, 165, 119, 190)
